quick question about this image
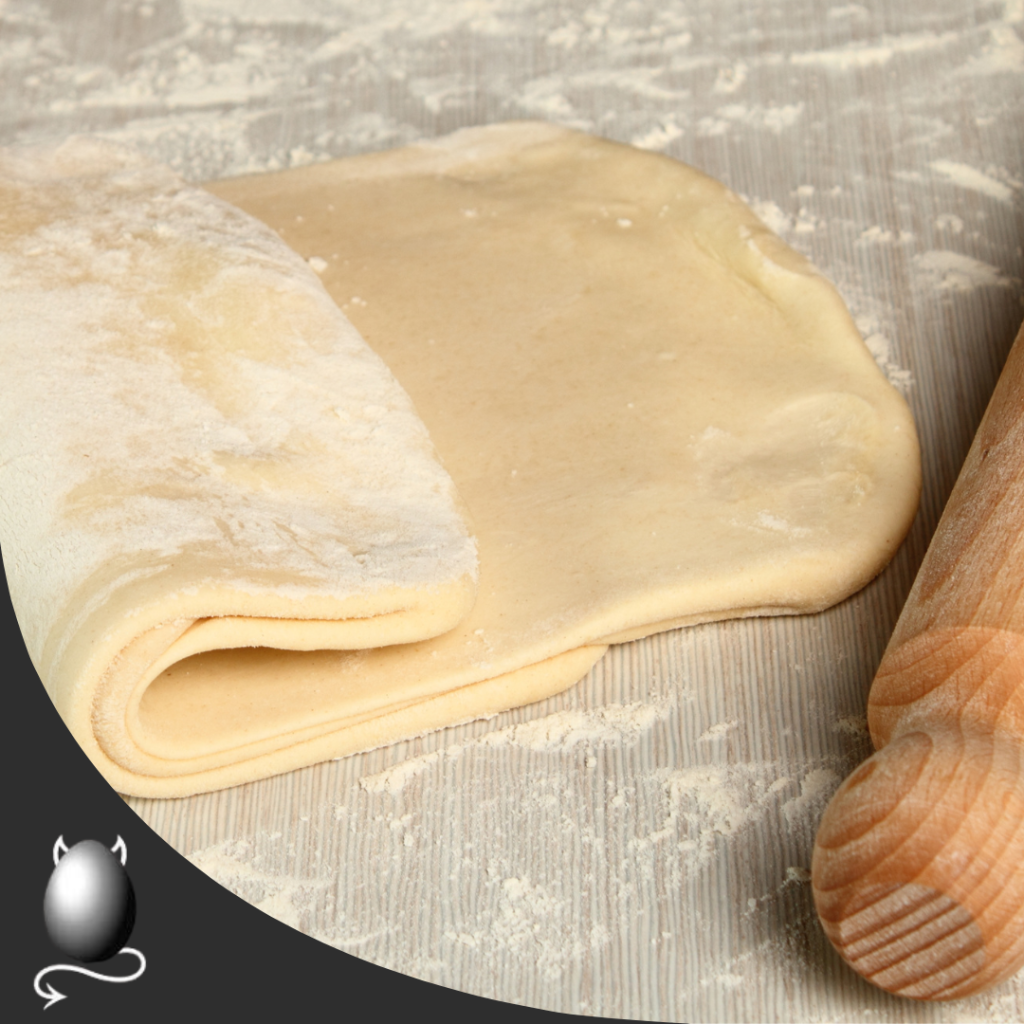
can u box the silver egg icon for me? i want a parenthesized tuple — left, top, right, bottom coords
(44, 840, 136, 962)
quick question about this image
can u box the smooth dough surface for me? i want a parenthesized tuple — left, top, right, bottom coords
(3, 123, 920, 797)
(198, 122, 918, 788)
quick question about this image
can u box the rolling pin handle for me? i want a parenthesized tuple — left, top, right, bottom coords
(812, 323, 1024, 1000)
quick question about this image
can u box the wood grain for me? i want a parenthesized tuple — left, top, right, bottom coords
(813, 324, 1024, 999)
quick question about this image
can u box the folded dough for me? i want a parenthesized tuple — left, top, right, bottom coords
(2, 123, 920, 797)
(0, 138, 477, 794)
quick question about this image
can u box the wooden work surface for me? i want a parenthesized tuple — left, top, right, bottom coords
(3, 1, 1022, 1019)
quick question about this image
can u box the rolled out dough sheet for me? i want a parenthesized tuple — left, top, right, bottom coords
(196, 122, 918, 788)
(3, 123, 920, 797)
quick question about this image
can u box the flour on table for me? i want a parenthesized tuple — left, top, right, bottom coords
(833, 715, 870, 738)
(862, 333, 914, 394)
(789, 31, 959, 70)
(629, 118, 684, 151)
(780, 768, 842, 825)
(747, 199, 793, 236)
(914, 250, 1018, 292)
(640, 762, 830, 868)
(698, 719, 738, 743)
(187, 837, 330, 933)
(959, 19, 1024, 75)
(359, 700, 674, 796)
(929, 159, 1017, 202)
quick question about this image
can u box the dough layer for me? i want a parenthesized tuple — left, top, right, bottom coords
(3, 124, 920, 796)
(205, 122, 921, 785)
(0, 138, 477, 794)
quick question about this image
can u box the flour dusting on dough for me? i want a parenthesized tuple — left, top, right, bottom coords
(0, 138, 477, 676)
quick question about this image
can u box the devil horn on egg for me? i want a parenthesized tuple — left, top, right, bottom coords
(110, 836, 127, 866)
(52, 835, 69, 866)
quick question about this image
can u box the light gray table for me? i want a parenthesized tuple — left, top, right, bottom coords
(3, 1, 1022, 1019)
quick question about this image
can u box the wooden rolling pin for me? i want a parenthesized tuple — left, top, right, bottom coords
(812, 322, 1024, 1001)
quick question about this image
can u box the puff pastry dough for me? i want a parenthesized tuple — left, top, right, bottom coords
(1, 124, 920, 796)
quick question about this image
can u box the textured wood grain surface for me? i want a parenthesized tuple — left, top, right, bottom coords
(813, 327, 1024, 999)
(2, 1, 1022, 1020)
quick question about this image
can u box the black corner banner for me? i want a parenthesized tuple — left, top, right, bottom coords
(3, 552, 576, 1023)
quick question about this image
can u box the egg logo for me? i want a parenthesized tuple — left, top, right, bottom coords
(34, 836, 147, 1009)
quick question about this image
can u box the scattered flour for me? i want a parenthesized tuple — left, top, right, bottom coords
(698, 720, 738, 742)
(631, 118, 684, 151)
(744, 194, 816, 239)
(359, 700, 673, 795)
(445, 874, 591, 982)
(852, 314, 915, 393)
(833, 715, 869, 739)
(959, 24, 1024, 75)
(187, 837, 328, 932)
(862, 333, 914, 393)
(665, 765, 779, 860)
(935, 213, 965, 234)
(856, 224, 913, 245)
(481, 702, 671, 753)
(827, 4, 869, 20)
(749, 199, 793, 236)
(930, 159, 1016, 203)
(712, 61, 748, 95)
(858, 225, 895, 244)
(754, 511, 812, 537)
(359, 746, 451, 795)
(697, 102, 804, 137)
(353, 729, 844, 991)
(790, 31, 959, 70)
(781, 768, 841, 825)
(914, 250, 1017, 292)
(638, 761, 831, 864)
